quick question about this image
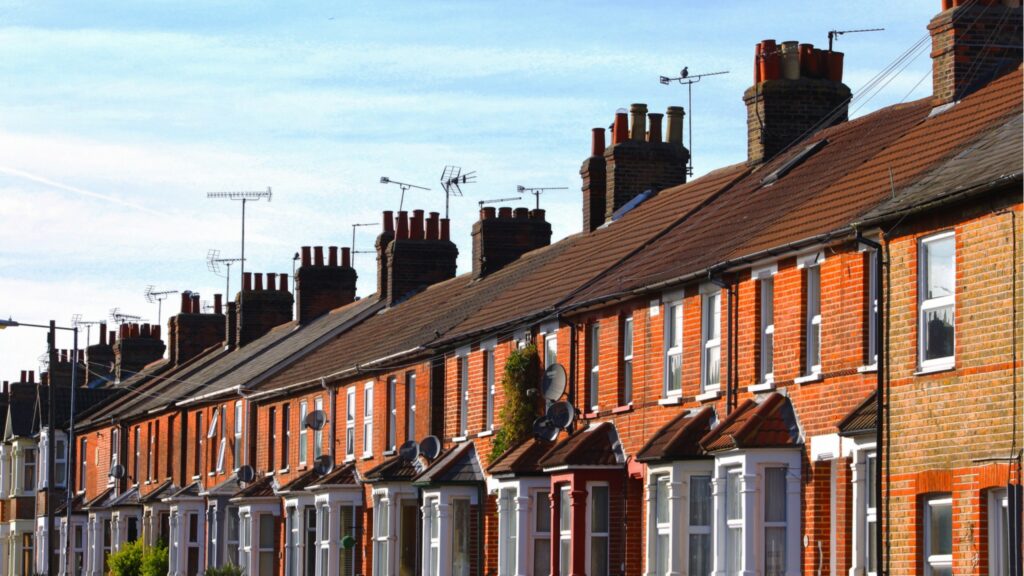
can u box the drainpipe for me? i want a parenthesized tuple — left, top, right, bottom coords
(855, 232, 885, 576)
(322, 378, 336, 463)
(710, 274, 737, 414)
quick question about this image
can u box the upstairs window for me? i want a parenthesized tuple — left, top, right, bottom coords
(363, 383, 374, 457)
(406, 371, 417, 442)
(866, 250, 879, 366)
(387, 377, 397, 452)
(345, 388, 356, 459)
(701, 288, 721, 392)
(233, 401, 243, 470)
(54, 437, 67, 489)
(621, 315, 634, 405)
(804, 261, 822, 376)
(281, 404, 290, 470)
(79, 438, 87, 491)
(588, 323, 601, 411)
(924, 495, 952, 576)
(664, 300, 683, 397)
(458, 356, 469, 438)
(298, 400, 308, 466)
(484, 349, 495, 431)
(267, 408, 276, 473)
(760, 276, 775, 383)
(314, 397, 324, 459)
(544, 332, 558, 369)
(132, 426, 140, 483)
(23, 448, 36, 492)
(919, 232, 955, 370)
(191, 414, 200, 476)
(147, 422, 155, 481)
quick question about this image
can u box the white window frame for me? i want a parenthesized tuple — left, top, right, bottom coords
(865, 249, 879, 368)
(299, 400, 309, 466)
(544, 331, 558, 369)
(586, 482, 610, 576)
(314, 397, 324, 460)
(558, 485, 572, 576)
(224, 506, 240, 568)
(663, 296, 683, 398)
(362, 382, 373, 458)
(54, 436, 67, 489)
(701, 285, 722, 393)
(622, 315, 634, 405)
(280, 404, 291, 472)
(406, 371, 417, 442)
(918, 231, 956, 372)
(485, 347, 496, 432)
(988, 489, 1009, 576)
(799, 255, 823, 377)
(132, 426, 140, 485)
(849, 440, 878, 576)
(373, 495, 390, 576)
(24, 446, 37, 493)
(754, 267, 776, 387)
(424, 496, 440, 576)
(648, 473, 671, 575)
(457, 354, 469, 439)
(498, 488, 518, 576)
(386, 377, 397, 453)
(923, 495, 952, 576)
(588, 323, 601, 412)
(345, 388, 355, 461)
(233, 401, 243, 470)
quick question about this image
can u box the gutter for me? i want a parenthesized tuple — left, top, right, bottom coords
(852, 172, 1021, 229)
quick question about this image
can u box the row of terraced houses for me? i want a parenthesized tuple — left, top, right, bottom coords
(2, 2, 1022, 575)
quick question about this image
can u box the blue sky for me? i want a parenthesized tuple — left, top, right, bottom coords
(0, 1, 939, 383)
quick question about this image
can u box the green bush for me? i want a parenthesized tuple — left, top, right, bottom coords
(141, 542, 169, 576)
(205, 564, 244, 576)
(489, 343, 540, 462)
(107, 540, 143, 576)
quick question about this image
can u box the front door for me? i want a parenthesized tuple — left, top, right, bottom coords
(304, 508, 316, 576)
(399, 501, 418, 576)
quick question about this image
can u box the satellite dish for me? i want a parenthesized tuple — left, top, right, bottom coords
(419, 435, 441, 460)
(109, 464, 126, 480)
(541, 364, 567, 401)
(532, 416, 559, 442)
(304, 410, 327, 431)
(399, 440, 419, 461)
(546, 401, 576, 430)
(313, 455, 334, 476)
(236, 465, 255, 483)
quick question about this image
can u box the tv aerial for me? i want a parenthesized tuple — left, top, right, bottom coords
(207, 249, 244, 302)
(350, 222, 379, 267)
(71, 314, 105, 346)
(659, 67, 730, 176)
(828, 27, 884, 51)
(516, 185, 568, 210)
(109, 308, 144, 326)
(206, 187, 272, 316)
(440, 165, 476, 219)
(144, 285, 179, 327)
(380, 177, 430, 212)
(478, 196, 522, 209)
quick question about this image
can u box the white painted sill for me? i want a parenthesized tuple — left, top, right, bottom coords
(857, 364, 878, 373)
(657, 396, 682, 406)
(915, 361, 955, 376)
(748, 382, 775, 393)
(695, 389, 722, 402)
(476, 430, 494, 438)
(452, 436, 468, 443)
(794, 372, 823, 385)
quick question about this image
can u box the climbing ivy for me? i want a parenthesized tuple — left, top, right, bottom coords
(489, 343, 539, 462)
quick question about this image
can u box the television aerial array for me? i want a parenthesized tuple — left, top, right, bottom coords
(516, 185, 568, 210)
(207, 249, 245, 301)
(71, 314, 105, 346)
(350, 222, 379, 267)
(477, 196, 522, 209)
(144, 285, 179, 326)
(440, 165, 476, 219)
(380, 176, 430, 212)
(109, 307, 144, 326)
(659, 67, 730, 176)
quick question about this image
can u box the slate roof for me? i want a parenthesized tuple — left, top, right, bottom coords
(55, 493, 85, 515)
(414, 442, 484, 485)
(277, 468, 322, 493)
(227, 475, 276, 499)
(109, 487, 142, 508)
(166, 481, 203, 500)
(487, 437, 555, 478)
(636, 406, 715, 463)
(202, 474, 244, 497)
(307, 462, 360, 489)
(83, 487, 115, 510)
(539, 422, 624, 469)
(139, 480, 179, 504)
(837, 392, 878, 437)
(700, 393, 800, 452)
(363, 454, 423, 483)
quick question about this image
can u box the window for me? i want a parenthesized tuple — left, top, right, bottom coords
(363, 383, 373, 457)
(499, 489, 517, 576)
(545, 333, 558, 369)
(79, 438, 88, 492)
(651, 475, 670, 575)
(764, 467, 787, 576)
(225, 507, 239, 567)
(21, 533, 33, 576)
(590, 484, 610, 576)
(387, 378, 397, 452)
(805, 264, 822, 375)
(55, 437, 67, 488)
(621, 315, 634, 405)
(865, 453, 878, 576)
(425, 497, 440, 576)
(233, 401, 243, 470)
(458, 356, 469, 438)
(133, 427, 140, 483)
(689, 475, 712, 576)
(919, 232, 955, 370)
(314, 397, 324, 459)
(373, 498, 390, 576)
(726, 469, 743, 575)
(338, 504, 358, 576)
(258, 514, 276, 575)
(345, 389, 355, 459)
(866, 250, 879, 366)
(452, 499, 471, 576)
(317, 504, 330, 575)
(558, 486, 571, 576)
(72, 524, 84, 576)
(187, 512, 200, 575)
(702, 290, 721, 391)
(760, 277, 775, 383)
(146, 423, 154, 482)
(111, 427, 121, 468)
(924, 495, 952, 576)
(588, 323, 600, 411)
(533, 491, 551, 576)
(406, 372, 417, 442)
(298, 401, 308, 466)
(989, 489, 1009, 576)
(192, 413, 201, 476)
(239, 512, 251, 572)
(281, 404, 291, 470)
(268, 408, 276, 473)
(664, 301, 683, 396)
(24, 448, 36, 491)
(485, 350, 495, 431)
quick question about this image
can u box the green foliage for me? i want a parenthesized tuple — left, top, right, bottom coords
(141, 543, 169, 576)
(107, 540, 143, 576)
(205, 564, 244, 576)
(489, 343, 539, 462)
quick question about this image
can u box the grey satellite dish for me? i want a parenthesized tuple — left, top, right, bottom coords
(546, 401, 576, 430)
(236, 464, 255, 483)
(313, 455, 334, 476)
(541, 364, 567, 401)
(304, 410, 328, 431)
(109, 464, 126, 480)
(532, 416, 559, 442)
(419, 435, 441, 460)
(399, 440, 419, 461)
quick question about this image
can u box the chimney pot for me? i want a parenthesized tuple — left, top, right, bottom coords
(440, 218, 451, 241)
(152, 325, 160, 340)
(666, 107, 685, 145)
(314, 246, 324, 266)
(279, 273, 289, 293)
(411, 210, 425, 240)
(648, 113, 664, 143)
(99, 323, 108, 345)
(396, 211, 410, 240)
(120, 324, 130, 339)
(181, 292, 191, 313)
(826, 50, 844, 82)
(266, 273, 277, 292)
(513, 207, 529, 219)
(780, 41, 800, 80)
(214, 294, 223, 315)
(613, 112, 628, 144)
(301, 246, 312, 267)
(20, 370, 26, 382)
(481, 207, 496, 220)
(243, 272, 252, 292)
(141, 323, 151, 338)
(529, 208, 546, 220)
(799, 44, 817, 77)
(109, 330, 116, 344)
(341, 247, 351, 268)
(426, 213, 440, 240)
(629, 103, 648, 141)
(29, 371, 34, 383)
(760, 39, 780, 81)
(191, 294, 200, 314)
(754, 42, 763, 83)
(383, 210, 395, 233)
(254, 273, 264, 291)
(498, 207, 513, 219)
(590, 127, 606, 156)
(328, 246, 338, 266)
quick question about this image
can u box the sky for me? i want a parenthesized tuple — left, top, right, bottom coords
(0, 1, 940, 383)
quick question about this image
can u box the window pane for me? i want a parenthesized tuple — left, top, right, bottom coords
(690, 476, 711, 527)
(535, 492, 551, 532)
(704, 345, 720, 388)
(452, 500, 470, 576)
(706, 293, 720, 340)
(559, 487, 571, 531)
(655, 476, 669, 524)
(533, 538, 550, 576)
(867, 519, 877, 573)
(925, 236, 954, 300)
(923, 305, 955, 361)
(727, 473, 742, 521)
(689, 534, 711, 576)
(866, 455, 876, 509)
(591, 485, 609, 532)
(559, 539, 570, 576)
(765, 467, 786, 522)
(667, 354, 682, 392)
(929, 500, 952, 555)
(656, 534, 669, 576)
(590, 536, 608, 576)
(259, 516, 275, 548)
(765, 526, 786, 576)
(727, 527, 742, 574)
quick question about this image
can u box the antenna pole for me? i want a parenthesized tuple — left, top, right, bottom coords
(240, 198, 246, 317)
(659, 69, 729, 176)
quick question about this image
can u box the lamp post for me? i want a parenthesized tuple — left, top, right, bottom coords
(1, 317, 79, 576)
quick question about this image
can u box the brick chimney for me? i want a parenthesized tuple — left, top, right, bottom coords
(167, 291, 225, 364)
(114, 322, 166, 383)
(472, 206, 551, 277)
(929, 0, 1022, 106)
(236, 272, 294, 346)
(376, 210, 396, 298)
(744, 40, 852, 165)
(43, 348, 83, 388)
(379, 209, 458, 305)
(295, 245, 358, 323)
(584, 104, 689, 229)
(224, 302, 238, 351)
(86, 325, 115, 384)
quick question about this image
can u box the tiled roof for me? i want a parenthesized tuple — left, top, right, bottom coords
(363, 454, 423, 483)
(55, 493, 85, 515)
(108, 487, 141, 508)
(414, 442, 484, 485)
(139, 480, 179, 504)
(231, 475, 276, 499)
(700, 393, 800, 452)
(83, 487, 115, 510)
(202, 474, 244, 497)
(837, 392, 878, 437)
(539, 421, 624, 469)
(277, 468, 322, 493)
(167, 481, 203, 500)
(487, 437, 555, 477)
(307, 462, 360, 489)
(636, 406, 715, 463)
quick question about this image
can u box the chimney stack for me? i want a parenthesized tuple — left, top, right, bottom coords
(114, 322, 166, 383)
(376, 210, 397, 298)
(167, 291, 225, 365)
(236, 271, 294, 346)
(744, 39, 851, 166)
(472, 205, 552, 277)
(929, 0, 1022, 106)
(378, 209, 459, 306)
(295, 244, 358, 323)
(581, 128, 608, 233)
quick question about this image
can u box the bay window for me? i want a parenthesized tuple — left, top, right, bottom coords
(258, 514, 276, 575)
(373, 498, 389, 576)
(424, 497, 439, 576)
(558, 486, 571, 576)
(866, 453, 878, 576)
(24, 448, 36, 492)
(688, 475, 712, 576)
(701, 288, 721, 392)
(919, 232, 955, 370)
(664, 300, 682, 397)
(452, 499, 471, 576)
(924, 495, 952, 576)
(590, 484, 609, 576)
(621, 315, 634, 405)
(764, 467, 787, 576)
(651, 475, 670, 575)
(725, 469, 743, 575)
(533, 491, 551, 575)
(225, 508, 239, 567)
(498, 489, 517, 576)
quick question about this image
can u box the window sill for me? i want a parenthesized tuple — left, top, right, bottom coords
(343, 456, 355, 464)
(452, 436, 468, 443)
(857, 364, 878, 374)
(191, 475, 201, 481)
(383, 450, 396, 457)
(794, 373, 822, 385)
(278, 468, 290, 474)
(657, 397, 682, 406)
(583, 411, 600, 419)
(695, 390, 722, 402)
(360, 454, 373, 461)
(915, 362, 955, 376)
(297, 464, 307, 471)
(610, 404, 634, 414)
(748, 382, 775, 393)
(476, 430, 494, 438)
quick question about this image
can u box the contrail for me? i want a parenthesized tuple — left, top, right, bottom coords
(0, 165, 162, 215)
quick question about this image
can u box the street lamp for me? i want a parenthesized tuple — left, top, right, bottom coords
(1, 317, 78, 576)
